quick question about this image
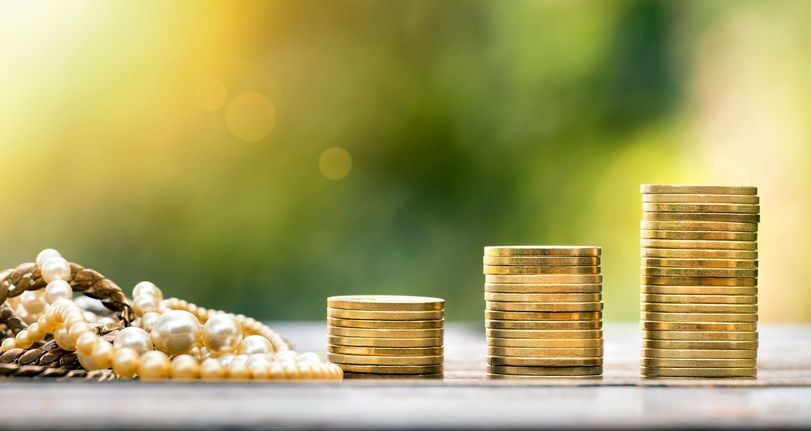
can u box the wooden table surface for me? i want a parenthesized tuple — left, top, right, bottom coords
(1, 322, 810, 429)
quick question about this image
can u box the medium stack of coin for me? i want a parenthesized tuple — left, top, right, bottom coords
(326, 295, 444, 376)
(640, 184, 759, 378)
(483, 246, 604, 378)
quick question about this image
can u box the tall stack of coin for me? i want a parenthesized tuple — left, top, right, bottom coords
(640, 184, 759, 378)
(326, 295, 444, 376)
(484, 246, 604, 378)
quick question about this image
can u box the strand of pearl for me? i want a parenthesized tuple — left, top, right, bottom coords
(0, 249, 343, 381)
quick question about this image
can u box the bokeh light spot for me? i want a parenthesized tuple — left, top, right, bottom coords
(319, 147, 352, 181)
(193, 78, 228, 111)
(226, 92, 276, 142)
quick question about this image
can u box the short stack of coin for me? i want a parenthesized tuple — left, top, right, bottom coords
(640, 184, 759, 378)
(484, 246, 604, 379)
(326, 295, 444, 376)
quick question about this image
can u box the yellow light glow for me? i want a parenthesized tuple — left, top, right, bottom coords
(319, 147, 352, 181)
(225, 92, 276, 142)
(194, 78, 228, 112)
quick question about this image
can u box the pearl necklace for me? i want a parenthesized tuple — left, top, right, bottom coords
(0, 249, 343, 381)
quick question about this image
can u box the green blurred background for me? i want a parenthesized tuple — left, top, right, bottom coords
(1, 0, 809, 322)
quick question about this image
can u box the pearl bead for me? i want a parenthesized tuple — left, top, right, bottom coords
(268, 361, 285, 379)
(132, 294, 160, 317)
(27, 323, 44, 340)
(226, 358, 250, 380)
(41, 257, 71, 283)
(203, 314, 243, 355)
(200, 358, 225, 380)
(76, 332, 99, 355)
(35, 249, 61, 266)
(68, 322, 91, 342)
(112, 347, 139, 378)
(113, 327, 153, 354)
(238, 335, 272, 355)
(150, 310, 201, 355)
(274, 350, 298, 362)
(132, 281, 163, 301)
(141, 312, 159, 331)
(297, 362, 314, 379)
(298, 352, 321, 365)
(1, 338, 17, 352)
(15, 330, 33, 349)
(138, 351, 171, 380)
(89, 339, 113, 369)
(44, 280, 73, 304)
(170, 354, 201, 380)
(217, 353, 236, 366)
(20, 291, 46, 315)
(54, 327, 75, 350)
(248, 362, 269, 380)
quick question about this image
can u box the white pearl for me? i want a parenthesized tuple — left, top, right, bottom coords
(238, 335, 273, 355)
(132, 294, 160, 317)
(41, 257, 71, 283)
(274, 350, 299, 362)
(44, 280, 73, 304)
(150, 310, 201, 355)
(203, 314, 243, 354)
(141, 311, 159, 332)
(20, 291, 46, 315)
(35, 249, 61, 266)
(132, 281, 163, 301)
(298, 352, 322, 365)
(217, 353, 236, 366)
(114, 327, 153, 354)
(247, 353, 271, 368)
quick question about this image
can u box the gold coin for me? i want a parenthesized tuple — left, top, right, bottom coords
(643, 348, 757, 359)
(642, 194, 759, 204)
(327, 353, 443, 366)
(641, 230, 757, 241)
(327, 295, 444, 311)
(642, 258, 757, 269)
(488, 356, 602, 367)
(327, 317, 443, 329)
(641, 239, 757, 251)
(641, 367, 756, 378)
(641, 221, 758, 232)
(642, 276, 756, 286)
(488, 347, 603, 358)
(485, 274, 603, 284)
(642, 267, 757, 277)
(486, 329, 602, 339)
(642, 212, 760, 223)
(327, 308, 444, 321)
(487, 302, 603, 312)
(640, 185, 757, 195)
(643, 330, 758, 341)
(485, 292, 601, 303)
(328, 336, 442, 348)
(338, 364, 443, 375)
(642, 248, 757, 259)
(642, 321, 757, 331)
(643, 203, 760, 214)
(642, 285, 758, 295)
(488, 374, 602, 380)
(642, 312, 757, 323)
(643, 340, 758, 350)
(483, 256, 600, 266)
(642, 294, 757, 305)
(485, 310, 603, 321)
(328, 345, 443, 356)
(488, 365, 603, 376)
(641, 358, 756, 368)
(486, 320, 602, 330)
(487, 337, 603, 348)
(484, 246, 601, 257)
(483, 265, 600, 275)
(485, 283, 602, 294)
(328, 326, 444, 338)
(643, 303, 758, 314)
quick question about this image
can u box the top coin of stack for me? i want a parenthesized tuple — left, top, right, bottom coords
(483, 246, 604, 379)
(326, 295, 445, 376)
(640, 184, 759, 378)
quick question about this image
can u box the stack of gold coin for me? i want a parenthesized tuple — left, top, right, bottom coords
(326, 295, 444, 376)
(483, 246, 604, 379)
(640, 184, 759, 378)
